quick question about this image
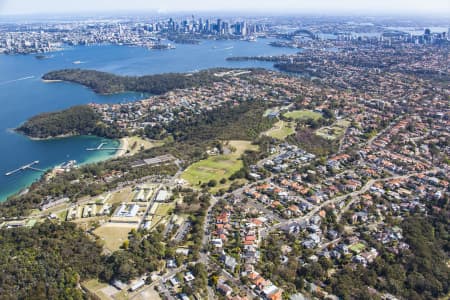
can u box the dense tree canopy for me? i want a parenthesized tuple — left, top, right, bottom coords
(0, 222, 104, 299)
(16, 105, 122, 139)
(102, 229, 167, 283)
(329, 215, 450, 300)
(42, 68, 227, 95)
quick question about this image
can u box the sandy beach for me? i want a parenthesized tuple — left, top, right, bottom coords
(114, 137, 128, 158)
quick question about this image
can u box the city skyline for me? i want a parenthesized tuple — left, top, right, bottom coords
(0, 0, 449, 16)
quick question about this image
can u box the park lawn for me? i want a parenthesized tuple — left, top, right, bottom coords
(264, 120, 296, 140)
(283, 109, 322, 121)
(93, 224, 135, 252)
(182, 140, 258, 191)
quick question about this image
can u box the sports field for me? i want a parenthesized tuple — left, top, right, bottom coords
(283, 109, 322, 121)
(182, 140, 258, 191)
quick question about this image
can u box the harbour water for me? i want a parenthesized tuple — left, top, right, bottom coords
(0, 38, 297, 201)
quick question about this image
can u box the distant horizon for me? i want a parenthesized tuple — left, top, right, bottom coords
(0, 11, 449, 24)
(0, 0, 449, 18)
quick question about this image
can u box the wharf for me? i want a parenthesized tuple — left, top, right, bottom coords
(5, 161, 44, 176)
(86, 142, 124, 151)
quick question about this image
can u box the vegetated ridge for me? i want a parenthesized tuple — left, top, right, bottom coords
(42, 68, 228, 94)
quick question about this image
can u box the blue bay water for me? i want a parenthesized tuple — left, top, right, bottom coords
(0, 38, 297, 201)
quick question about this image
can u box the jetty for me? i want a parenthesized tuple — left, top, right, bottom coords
(5, 161, 44, 176)
(86, 142, 124, 151)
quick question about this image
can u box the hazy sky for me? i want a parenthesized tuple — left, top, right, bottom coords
(0, 0, 449, 16)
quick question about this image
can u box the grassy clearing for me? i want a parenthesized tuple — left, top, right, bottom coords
(181, 140, 258, 192)
(108, 187, 133, 204)
(124, 136, 164, 156)
(83, 279, 107, 291)
(316, 119, 350, 140)
(263, 108, 274, 117)
(263, 120, 296, 140)
(93, 224, 135, 252)
(155, 203, 174, 216)
(73, 216, 108, 229)
(82, 279, 111, 300)
(57, 210, 68, 221)
(113, 291, 129, 300)
(349, 242, 366, 253)
(150, 215, 164, 230)
(30, 200, 71, 217)
(283, 109, 322, 121)
(28, 209, 41, 217)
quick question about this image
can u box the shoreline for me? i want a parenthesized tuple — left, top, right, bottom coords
(1, 135, 124, 203)
(14, 128, 84, 141)
(42, 79, 63, 83)
(13, 124, 81, 141)
(114, 137, 128, 158)
(26, 133, 76, 141)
